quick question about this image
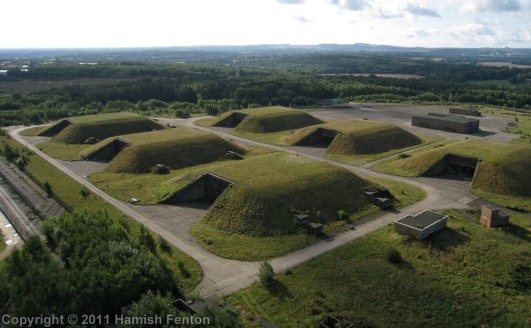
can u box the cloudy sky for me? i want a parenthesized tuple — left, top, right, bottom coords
(2, 0, 530, 48)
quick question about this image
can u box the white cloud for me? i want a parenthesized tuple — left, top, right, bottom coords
(461, 0, 522, 13)
(328, 0, 367, 11)
(406, 4, 441, 17)
(277, 0, 305, 4)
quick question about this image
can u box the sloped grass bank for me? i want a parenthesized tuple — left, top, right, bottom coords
(40, 112, 162, 144)
(372, 140, 531, 210)
(228, 210, 531, 327)
(198, 106, 322, 133)
(84, 127, 245, 173)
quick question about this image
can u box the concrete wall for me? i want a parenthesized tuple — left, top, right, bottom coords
(214, 112, 247, 128)
(164, 173, 233, 204)
(412, 115, 479, 133)
(422, 153, 479, 177)
(39, 119, 72, 137)
(449, 108, 481, 116)
(418, 217, 447, 240)
(394, 216, 447, 240)
(86, 138, 130, 162)
(295, 128, 338, 147)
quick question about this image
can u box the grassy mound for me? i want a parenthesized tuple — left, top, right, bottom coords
(40, 112, 163, 144)
(88, 127, 245, 173)
(161, 153, 381, 237)
(377, 140, 531, 197)
(284, 120, 423, 155)
(210, 106, 323, 133)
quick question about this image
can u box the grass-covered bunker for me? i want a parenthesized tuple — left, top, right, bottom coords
(82, 127, 245, 173)
(38, 112, 163, 144)
(209, 106, 323, 133)
(161, 152, 391, 237)
(284, 120, 423, 155)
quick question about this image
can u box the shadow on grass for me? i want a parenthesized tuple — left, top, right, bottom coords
(424, 227, 470, 252)
(268, 280, 294, 301)
(501, 223, 531, 243)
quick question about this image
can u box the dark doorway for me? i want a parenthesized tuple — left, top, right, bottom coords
(164, 173, 233, 205)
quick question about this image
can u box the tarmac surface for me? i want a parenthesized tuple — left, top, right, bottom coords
(311, 104, 520, 143)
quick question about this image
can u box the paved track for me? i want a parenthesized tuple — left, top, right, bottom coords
(9, 116, 479, 297)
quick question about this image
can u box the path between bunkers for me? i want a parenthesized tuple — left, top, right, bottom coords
(11, 117, 478, 297)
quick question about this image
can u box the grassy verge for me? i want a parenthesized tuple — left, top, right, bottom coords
(0, 135, 202, 292)
(371, 139, 459, 176)
(369, 177, 427, 207)
(19, 126, 46, 136)
(0, 230, 6, 255)
(325, 136, 441, 166)
(36, 141, 90, 160)
(190, 224, 311, 261)
(472, 190, 531, 212)
(227, 210, 531, 328)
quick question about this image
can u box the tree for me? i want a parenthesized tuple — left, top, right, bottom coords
(386, 248, 402, 264)
(43, 181, 53, 197)
(259, 259, 275, 286)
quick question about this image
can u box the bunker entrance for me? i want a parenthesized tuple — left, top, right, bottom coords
(423, 153, 479, 179)
(39, 119, 72, 137)
(85, 138, 130, 162)
(214, 112, 247, 128)
(164, 173, 233, 205)
(296, 128, 338, 147)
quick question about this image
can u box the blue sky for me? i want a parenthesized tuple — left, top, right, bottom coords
(1, 0, 530, 48)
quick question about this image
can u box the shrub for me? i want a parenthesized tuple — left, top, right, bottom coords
(386, 248, 402, 264)
(337, 209, 348, 220)
(80, 185, 90, 198)
(259, 259, 275, 286)
(43, 181, 53, 197)
(151, 164, 170, 175)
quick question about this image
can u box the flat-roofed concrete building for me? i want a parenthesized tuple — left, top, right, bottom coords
(449, 107, 481, 116)
(480, 205, 509, 227)
(412, 113, 479, 133)
(394, 210, 448, 240)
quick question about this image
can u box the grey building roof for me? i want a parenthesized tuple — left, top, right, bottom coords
(395, 210, 447, 230)
(413, 113, 479, 124)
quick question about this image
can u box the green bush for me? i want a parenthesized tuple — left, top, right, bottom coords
(259, 259, 275, 286)
(151, 164, 171, 175)
(386, 248, 402, 264)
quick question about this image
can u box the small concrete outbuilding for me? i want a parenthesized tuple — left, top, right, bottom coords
(412, 113, 479, 133)
(480, 205, 509, 227)
(394, 210, 448, 240)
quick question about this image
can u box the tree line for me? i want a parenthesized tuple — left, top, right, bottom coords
(1, 55, 530, 126)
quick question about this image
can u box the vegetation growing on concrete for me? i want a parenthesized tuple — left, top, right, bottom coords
(39, 112, 163, 144)
(162, 152, 378, 237)
(199, 106, 323, 133)
(283, 119, 422, 155)
(228, 210, 531, 327)
(85, 127, 245, 173)
(373, 140, 531, 210)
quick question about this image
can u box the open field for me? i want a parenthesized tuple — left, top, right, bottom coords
(227, 210, 531, 328)
(0, 78, 137, 97)
(83, 127, 245, 173)
(479, 61, 531, 69)
(40, 112, 163, 144)
(197, 106, 323, 133)
(36, 141, 91, 160)
(0, 134, 202, 292)
(322, 73, 424, 79)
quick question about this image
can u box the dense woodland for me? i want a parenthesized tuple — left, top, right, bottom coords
(1, 50, 531, 126)
(0, 210, 241, 327)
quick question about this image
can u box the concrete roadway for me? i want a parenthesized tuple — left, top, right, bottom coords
(9, 116, 479, 297)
